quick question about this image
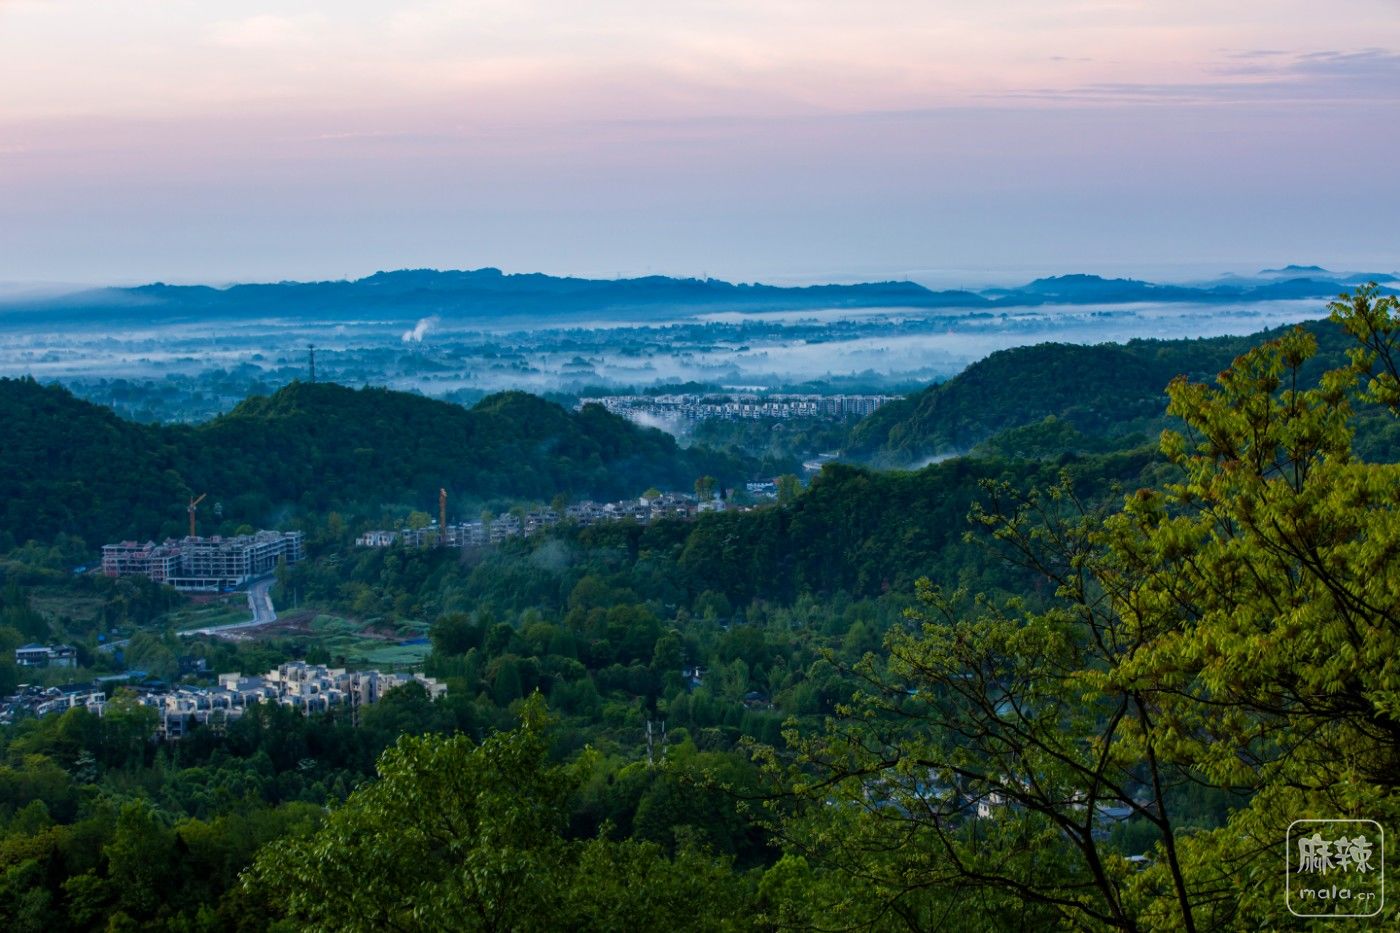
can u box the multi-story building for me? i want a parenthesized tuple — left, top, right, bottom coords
(1, 661, 445, 731)
(102, 530, 305, 591)
(101, 541, 183, 582)
(142, 662, 446, 739)
(0, 684, 106, 723)
(355, 530, 400, 547)
(171, 530, 304, 590)
(356, 492, 707, 552)
(16, 644, 78, 668)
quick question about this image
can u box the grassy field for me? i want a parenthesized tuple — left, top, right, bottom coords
(348, 641, 432, 667)
(29, 588, 108, 628)
(166, 598, 251, 631)
(307, 614, 364, 637)
(262, 613, 433, 671)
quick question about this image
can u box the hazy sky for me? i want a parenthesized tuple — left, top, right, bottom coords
(2, 1, 1397, 286)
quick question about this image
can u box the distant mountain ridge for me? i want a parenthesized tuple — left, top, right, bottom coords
(1259, 264, 1330, 275)
(1, 267, 1394, 326)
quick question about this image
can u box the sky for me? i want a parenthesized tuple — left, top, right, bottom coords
(1, 0, 1398, 287)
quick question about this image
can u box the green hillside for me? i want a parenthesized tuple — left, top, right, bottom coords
(844, 319, 1368, 464)
(0, 380, 744, 549)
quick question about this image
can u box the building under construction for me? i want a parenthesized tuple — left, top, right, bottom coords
(102, 530, 304, 591)
(100, 540, 183, 583)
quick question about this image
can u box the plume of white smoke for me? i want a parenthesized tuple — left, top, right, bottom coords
(401, 316, 439, 343)
(910, 450, 966, 469)
(623, 409, 685, 436)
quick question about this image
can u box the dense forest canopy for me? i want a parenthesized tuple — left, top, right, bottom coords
(0, 380, 745, 549)
(1, 290, 1397, 929)
(845, 318, 1400, 465)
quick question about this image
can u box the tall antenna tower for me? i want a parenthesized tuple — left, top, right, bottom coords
(645, 719, 667, 767)
(307, 344, 317, 383)
(439, 488, 448, 547)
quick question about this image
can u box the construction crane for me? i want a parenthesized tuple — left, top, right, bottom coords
(439, 488, 448, 546)
(187, 493, 207, 539)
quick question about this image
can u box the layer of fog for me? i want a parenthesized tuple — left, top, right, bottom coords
(0, 299, 1327, 407)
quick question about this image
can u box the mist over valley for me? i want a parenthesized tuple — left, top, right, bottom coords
(0, 266, 1382, 426)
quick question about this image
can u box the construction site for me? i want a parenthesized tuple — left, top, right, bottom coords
(101, 493, 304, 591)
(102, 531, 305, 591)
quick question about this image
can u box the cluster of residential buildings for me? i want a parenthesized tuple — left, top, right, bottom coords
(0, 661, 445, 735)
(141, 662, 446, 739)
(16, 643, 77, 668)
(0, 683, 107, 721)
(101, 530, 305, 591)
(579, 392, 896, 427)
(356, 491, 725, 550)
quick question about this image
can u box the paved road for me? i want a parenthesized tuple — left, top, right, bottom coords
(178, 577, 278, 638)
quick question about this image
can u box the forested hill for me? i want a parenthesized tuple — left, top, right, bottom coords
(845, 318, 1374, 465)
(0, 379, 744, 550)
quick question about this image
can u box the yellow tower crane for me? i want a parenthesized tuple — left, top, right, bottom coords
(188, 493, 207, 539)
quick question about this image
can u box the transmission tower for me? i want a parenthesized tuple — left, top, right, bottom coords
(645, 719, 668, 767)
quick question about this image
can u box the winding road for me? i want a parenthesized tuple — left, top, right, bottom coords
(178, 577, 278, 638)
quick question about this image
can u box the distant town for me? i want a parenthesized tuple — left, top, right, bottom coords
(578, 392, 897, 429)
(355, 486, 777, 550)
